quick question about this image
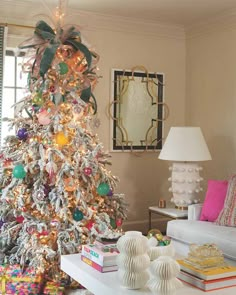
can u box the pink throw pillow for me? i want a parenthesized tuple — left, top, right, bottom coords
(200, 180, 228, 222)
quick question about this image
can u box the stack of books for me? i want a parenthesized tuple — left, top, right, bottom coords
(81, 242, 119, 273)
(177, 259, 236, 291)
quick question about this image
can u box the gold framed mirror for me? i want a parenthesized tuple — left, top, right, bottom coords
(109, 66, 169, 151)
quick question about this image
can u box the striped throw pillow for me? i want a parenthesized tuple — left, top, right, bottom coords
(215, 175, 236, 227)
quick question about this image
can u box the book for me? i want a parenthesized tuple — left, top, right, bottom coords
(82, 244, 119, 267)
(81, 255, 118, 273)
(94, 238, 118, 246)
(177, 260, 236, 280)
(178, 270, 236, 291)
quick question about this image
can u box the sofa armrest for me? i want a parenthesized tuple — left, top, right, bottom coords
(188, 203, 203, 220)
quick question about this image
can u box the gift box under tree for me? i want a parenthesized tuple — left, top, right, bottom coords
(0, 264, 43, 295)
(43, 281, 65, 295)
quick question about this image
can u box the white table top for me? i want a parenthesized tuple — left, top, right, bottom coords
(61, 254, 236, 295)
(149, 206, 188, 218)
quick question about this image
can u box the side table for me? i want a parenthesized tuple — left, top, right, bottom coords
(148, 206, 188, 230)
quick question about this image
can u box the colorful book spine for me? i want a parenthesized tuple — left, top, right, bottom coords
(81, 255, 118, 273)
(178, 270, 236, 291)
(177, 260, 236, 280)
(82, 244, 118, 266)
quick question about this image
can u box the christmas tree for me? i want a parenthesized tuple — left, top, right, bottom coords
(0, 18, 127, 282)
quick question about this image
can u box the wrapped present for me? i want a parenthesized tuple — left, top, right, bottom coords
(0, 264, 42, 295)
(43, 281, 65, 295)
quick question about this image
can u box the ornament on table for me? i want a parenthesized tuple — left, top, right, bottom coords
(37, 109, 51, 125)
(83, 167, 92, 176)
(17, 128, 28, 140)
(97, 182, 110, 196)
(55, 131, 69, 145)
(73, 208, 84, 221)
(147, 229, 174, 261)
(13, 164, 27, 179)
(64, 177, 76, 192)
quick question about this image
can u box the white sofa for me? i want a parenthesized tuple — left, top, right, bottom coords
(166, 204, 236, 265)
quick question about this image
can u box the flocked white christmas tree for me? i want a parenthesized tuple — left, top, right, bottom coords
(0, 9, 127, 284)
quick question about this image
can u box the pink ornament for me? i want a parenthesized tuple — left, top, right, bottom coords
(37, 110, 51, 125)
(86, 220, 94, 230)
(16, 216, 24, 223)
(116, 218, 123, 227)
(83, 167, 92, 176)
(49, 85, 55, 93)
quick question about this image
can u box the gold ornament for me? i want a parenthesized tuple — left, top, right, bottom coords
(147, 229, 162, 240)
(55, 131, 69, 145)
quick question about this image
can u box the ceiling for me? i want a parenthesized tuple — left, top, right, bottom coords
(2, 0, 236, 28)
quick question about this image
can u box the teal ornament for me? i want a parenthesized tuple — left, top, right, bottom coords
(59, 62, 69, 75)
(13, 164, 26, 179)
(110, 218, 117, 229)
(96, 182, 110, 196)
(73, 209, 84, 221)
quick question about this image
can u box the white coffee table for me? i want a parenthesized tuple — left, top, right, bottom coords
(61, 254, 236, 295)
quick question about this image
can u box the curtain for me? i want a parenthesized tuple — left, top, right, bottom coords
(0, 25, 8, 145)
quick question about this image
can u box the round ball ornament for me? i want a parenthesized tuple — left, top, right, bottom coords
(55, 132, 69, 145)
(96, 182, 110, 196)
(147, 228, 162, 240)
(83, 167, 92, 176)
(17, 128, 28, 140)
(107, 189, 113, 197)
(116, 218, 123, 227)
(37, 110, 51, 125)
(73, 209, 84, 221)
(59, 62, 69, 75)
(32, 92, 43, 106)
(16, 216, 24, 223)
(13, 164, 26, 179)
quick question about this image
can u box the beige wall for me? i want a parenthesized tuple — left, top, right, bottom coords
(5, 13, 186, 233)
(186, 23, 236, 185)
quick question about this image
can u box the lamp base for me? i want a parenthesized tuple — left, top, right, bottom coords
(169, 162, 203, 207)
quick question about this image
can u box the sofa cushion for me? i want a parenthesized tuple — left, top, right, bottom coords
(216, 174, 236, 227)
(167, 219, 236, 261)
(200, 180, 228, 222)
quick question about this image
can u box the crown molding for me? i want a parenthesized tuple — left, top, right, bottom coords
(66, 10, 185, 40)
(186, 8, 236, 39)
(0, 3, 185, 41)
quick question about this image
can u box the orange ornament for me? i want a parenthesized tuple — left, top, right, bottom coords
(64, 177, 76, 192)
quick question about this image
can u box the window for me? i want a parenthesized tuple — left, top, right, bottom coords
(1, 50, 28, 144)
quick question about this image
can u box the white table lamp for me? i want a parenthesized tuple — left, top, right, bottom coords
(158, 127, 212, 208)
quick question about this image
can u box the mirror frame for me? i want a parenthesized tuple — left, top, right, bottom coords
(109, 67, 167, 152)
